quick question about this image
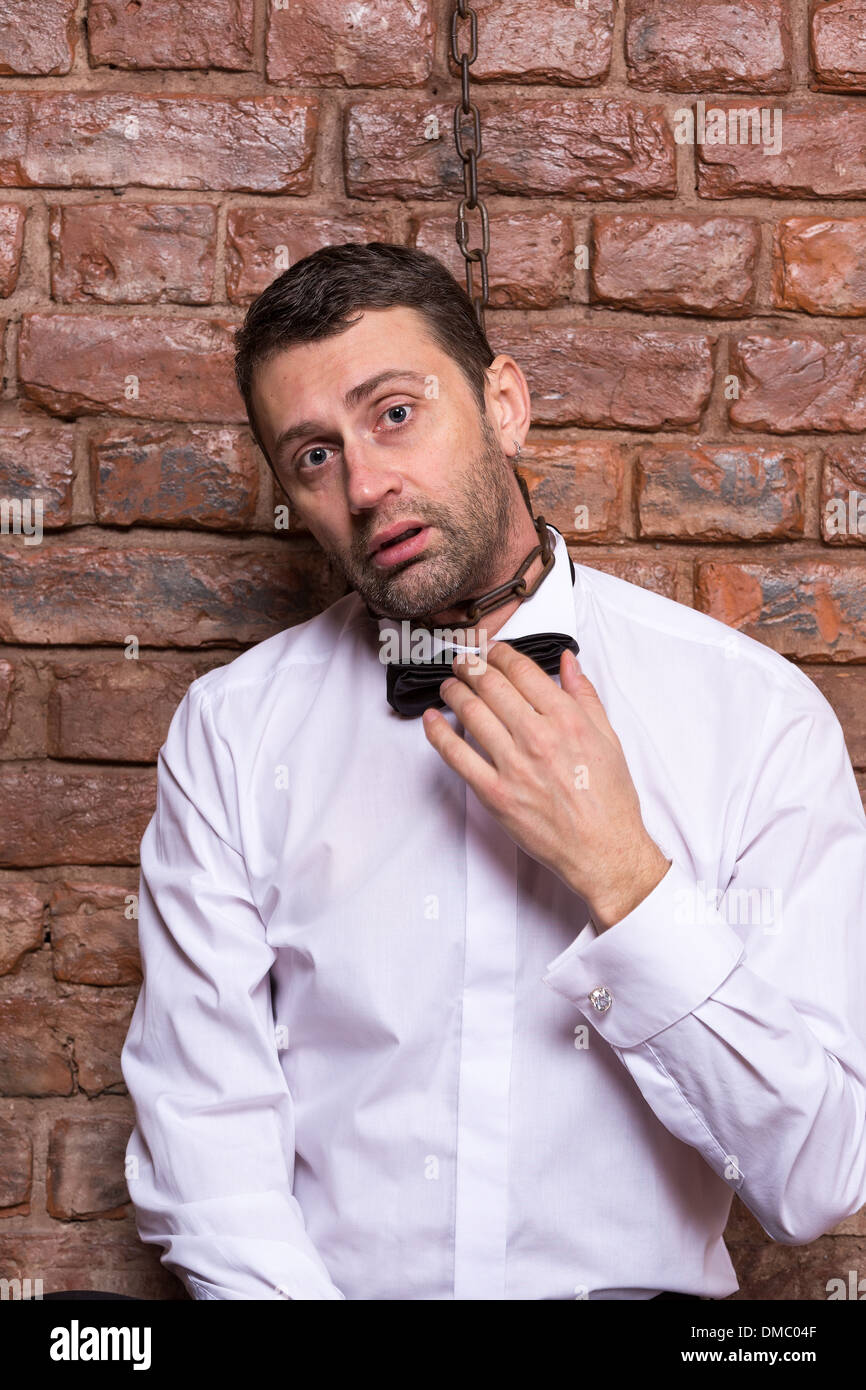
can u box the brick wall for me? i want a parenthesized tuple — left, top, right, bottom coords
(1, 0, 865, 1300)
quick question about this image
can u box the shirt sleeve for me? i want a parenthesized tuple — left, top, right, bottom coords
(541, 672, 866, 1246)
(120, 683, 346, 1301)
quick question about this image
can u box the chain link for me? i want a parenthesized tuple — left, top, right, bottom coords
(449, 1, 489, 334)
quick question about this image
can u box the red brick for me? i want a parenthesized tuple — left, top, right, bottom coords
(809, 668, 866, 765)
(91, 425, 259, 529)
(580, 556, 678, 598)
(448, 0, 614, 85)
(415, 210, 577, 309)
(626, 0, 792, 91)
(591, 214, 759, 315)
(729, 335, 866, 433)
(88, 0, 254, 70)
(345, 99, 677, 200)
(18, 313, 242, 422)
(0, 541, 346, 645)
(517, 437, 628, 541)
(0, 659, 12, 742)
(0, 0, 76, 75)
(0, 882, 44, 975)
(0, 1230, 186, 1300)
(696, 560, 866, 660)
(772, 217, 866, 315)
(0, 1117, 32, 1213)
(637, 443, 806, 540)
(66, 996, 135, 1095)
(820, 442, 866, 545)
(810, 0, 866, 91)
(267, 0, 433, 86)
(697, 101, 866, 198)
(501, 324, 714, 429)
(47, 1117, 132, 1219)
(0, 1000, 75, 1095)
(0, 204, 25, 296)
(0, 424, 75, 529)
(0, 94, 317, 193)
(47, 656, 211, 762)
(224, 210, 393, 305)
(0, 762, 155, 866)
(49, 880, 141, 986)
(49, 203, 217, 305)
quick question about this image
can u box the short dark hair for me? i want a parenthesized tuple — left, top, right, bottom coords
(233, 241, 497, 464)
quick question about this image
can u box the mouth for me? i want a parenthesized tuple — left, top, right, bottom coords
(369, 524, 432, 569)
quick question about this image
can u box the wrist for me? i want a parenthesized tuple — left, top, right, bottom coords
(589, 840, 672, 934)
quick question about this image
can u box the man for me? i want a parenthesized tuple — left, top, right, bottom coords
(121, 242, 866, 1301)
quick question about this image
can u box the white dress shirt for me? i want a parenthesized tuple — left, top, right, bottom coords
(121, 524, 866, 1300)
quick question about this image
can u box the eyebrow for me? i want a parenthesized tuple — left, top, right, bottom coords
(270, 369, 430, 460)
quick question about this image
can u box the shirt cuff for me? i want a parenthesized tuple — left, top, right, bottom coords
(541, 857, 746, 1048)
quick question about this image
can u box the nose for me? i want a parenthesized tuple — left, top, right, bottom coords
(344, 432, 404, 514)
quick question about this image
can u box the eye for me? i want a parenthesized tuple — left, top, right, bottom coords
(381, 403, 413, 428)
(298, 444, 333, 470)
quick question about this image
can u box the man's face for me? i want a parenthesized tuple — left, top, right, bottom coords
(249, 305, 521, 621)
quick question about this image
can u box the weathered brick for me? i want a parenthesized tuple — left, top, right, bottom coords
(0, 204, 26, 296)
(49, 203, 217, 305)
(0, 1000, 75, 1095)
(810, 0, 866, 91)
(820, 441, 866, 545)
(0, 762, 155, 866)
(448, 0, 614, 85)
(0, 424, 75, 529)
(0, 658, 13, 742)
(0, 541, 346, 646)
(0, 0, 76, 75)
(0, 94, 317, 193)
(47, 1117, 132, 1219)
(91, 425, 259, 529)
(517, 438, 628, 540)
(696, 560, 866, 660)
(726, 1235, 866, 1300)
(49, 880, 142, 985)
(0, 1229, 186, 1299)
(267, 0, 432, 85)
(66, 996, 135, 1095)
(0, 881, 44, 975)
(697, 101, 866, 198)
(0, 1116, 32, 1213)
(772, 217, 866, 315)
(626, 0, 791, 91)
(224, 210, 393, 305)
(345, 99, 677, 200)
(591, 214, 759, 315)
(88, 0, 254, 70)
(499, 325, 714, 429)
(729, 335, 866, 433)
(809, 668, 866, 765)
(47, 656, 212, 762)
(18, 313, 242, 422)
(579, 556, 678, 597)
(416, 210, 577, 309)
(637, 443, 805, 540)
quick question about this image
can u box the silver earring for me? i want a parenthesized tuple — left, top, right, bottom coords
(514, 440, 521, 458)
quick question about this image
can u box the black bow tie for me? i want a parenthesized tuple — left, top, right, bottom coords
(386, 632, 580, 717)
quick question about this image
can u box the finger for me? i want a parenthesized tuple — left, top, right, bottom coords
(449, 649, 539, 741)
(437, 674, 514, 770)
(484, 639, 564, 716)
(559, 651, 620, 742)
(421, 702, 502, 801)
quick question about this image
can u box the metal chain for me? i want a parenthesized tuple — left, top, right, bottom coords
(449, 1, 489, 334)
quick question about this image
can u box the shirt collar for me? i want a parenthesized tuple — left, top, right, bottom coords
(375, 523, 576, 660)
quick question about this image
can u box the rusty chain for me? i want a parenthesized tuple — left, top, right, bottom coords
(449, 0, 490, 334)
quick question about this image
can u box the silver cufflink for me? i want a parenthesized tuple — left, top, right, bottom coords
(589, 986, 613, 1014)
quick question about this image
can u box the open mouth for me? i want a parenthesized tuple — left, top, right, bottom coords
(377, 526, 423, 552)
(371, 524, 432, 568)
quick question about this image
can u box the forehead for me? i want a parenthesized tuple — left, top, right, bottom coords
(252, 304, 459, 404)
